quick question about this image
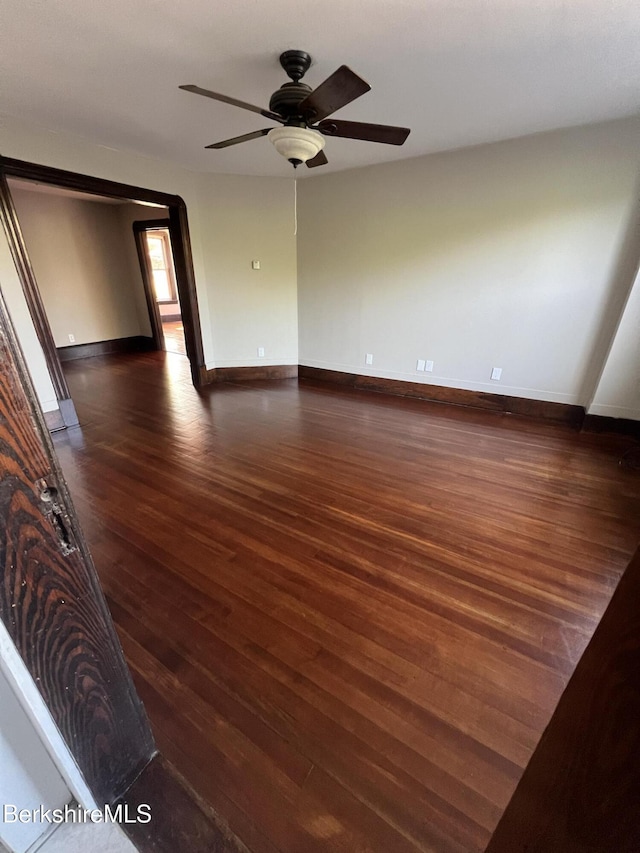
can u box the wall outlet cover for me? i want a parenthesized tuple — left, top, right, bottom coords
(491, 367, 502, 381)
(416, 359, 426, 372)
(257, 347, 265, 358)
(365, 353, 374, 365)
(68, 334, 75, 344)
(251, 260, 261, 270)
(425, 360, 434, 372)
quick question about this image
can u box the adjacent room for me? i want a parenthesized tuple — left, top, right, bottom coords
(1, 1, 640, 852)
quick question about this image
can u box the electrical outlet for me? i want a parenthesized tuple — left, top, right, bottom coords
(365, 353, 374, 366)
(416, 359, 426, 372)
(425, 360, 434, 373)
(251, 260, 261, 270)
(68, 334, 75, 344)
(257, 347, 265, 358)
(491, 367, 502, 381)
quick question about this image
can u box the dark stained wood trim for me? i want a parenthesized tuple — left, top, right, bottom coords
(133, 219, 173, 231)
(0, 157, 184, 207)
(120, 756, 246, 853)
(200, 364, 298, 384)
(57, 335, 156, 363)
(215, 364, 298, 382)
(132, 220, 167, 352)
(168, 203, 205, 387)
(0, 172, 71, 402)
(582, 413, 640, 438)
(486, 544, 640, 852)
(0, 282, 155, 805)
(299, 365, 585, 426)
(0, 157, 207, 390)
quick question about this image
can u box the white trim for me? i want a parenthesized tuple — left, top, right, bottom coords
(0, 621, 97, 812)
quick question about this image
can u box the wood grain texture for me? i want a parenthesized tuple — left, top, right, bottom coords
(0, 294, 155, 804)
(486, 545, 640, 852)
(216, 365, 298, 382)
(299, 365, 585, 425)
(53, 351, 640, 852)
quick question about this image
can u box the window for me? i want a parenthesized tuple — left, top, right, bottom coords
(145, 229, 177, 303)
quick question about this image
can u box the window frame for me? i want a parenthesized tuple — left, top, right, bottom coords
(145, 228, 178, 303)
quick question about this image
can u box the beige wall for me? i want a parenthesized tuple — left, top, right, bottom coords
(589, 264, 640, 420)
(297, 117, 640, 407)
(196, 173, 298, 367)
(10, 188, 151, 347)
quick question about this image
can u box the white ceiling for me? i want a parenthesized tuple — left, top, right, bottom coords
(1, 0, 639, 178)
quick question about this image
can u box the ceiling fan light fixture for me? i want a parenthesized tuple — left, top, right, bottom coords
(267, 126, 325, 168)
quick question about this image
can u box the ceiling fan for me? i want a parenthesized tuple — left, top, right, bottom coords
(180, 49, 411, 169)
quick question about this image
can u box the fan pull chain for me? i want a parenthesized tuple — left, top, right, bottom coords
(294, 178, 298, 236)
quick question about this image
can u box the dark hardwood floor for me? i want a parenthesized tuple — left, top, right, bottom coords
(52, 351, 640, 853)
(162, 318, 187, 356)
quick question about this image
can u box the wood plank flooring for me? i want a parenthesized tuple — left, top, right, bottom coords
(52, 352, 640, 853)
(162, 319, 186, 356)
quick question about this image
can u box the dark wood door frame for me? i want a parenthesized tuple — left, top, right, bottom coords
(0, 172, 79, 428)
(132, 219, 172, 352)
(0, 156, 207, 396)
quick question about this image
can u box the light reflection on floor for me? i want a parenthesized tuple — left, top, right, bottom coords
(162, 319, 186, 356)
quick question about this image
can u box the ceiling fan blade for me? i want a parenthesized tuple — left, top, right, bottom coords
(306, 150, 328, 168)
(298, 66, 370, 122)
(316, 119, 410, 145)
(205, 129, 271, 149)
(179, 84, 284, 123)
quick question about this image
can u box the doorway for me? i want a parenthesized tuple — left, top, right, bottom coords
(0, 157, 207, 428)
(133, 220, 187, 357)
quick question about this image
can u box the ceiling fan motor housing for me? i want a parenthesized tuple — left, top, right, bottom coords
(269, 82, 312, 120)
(269, 50, 314, 121)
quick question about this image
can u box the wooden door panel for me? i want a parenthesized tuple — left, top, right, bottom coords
(0, 289, 155, 804)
